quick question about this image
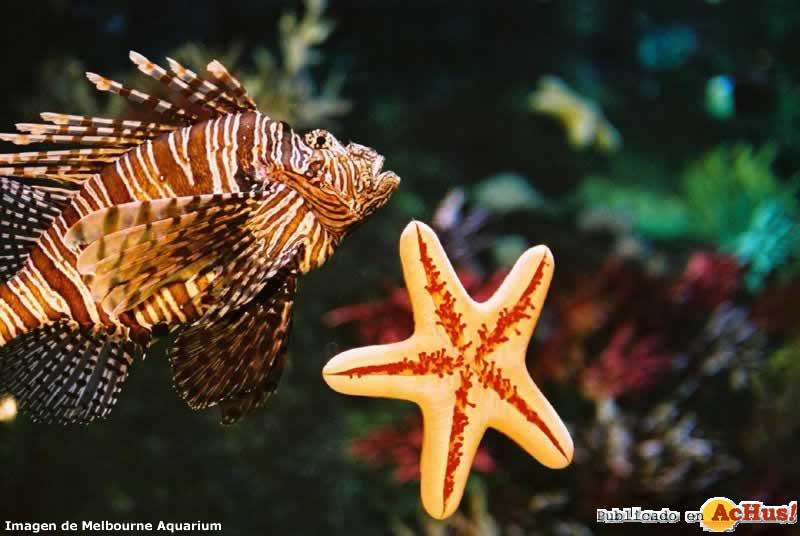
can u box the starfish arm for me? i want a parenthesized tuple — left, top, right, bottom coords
(419, 392, 487, 520)
(488, 371, 573, 469)
(399, 222, 474, 348)
(322, 337, 457, 403)
(478, 245, 554, 349)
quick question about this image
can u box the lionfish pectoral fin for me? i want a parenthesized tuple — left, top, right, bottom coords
(168, 270, 297, 422)
(0, 321, 138, 424)
(217, 343, 288, 426)
(63, 192, 267, 315)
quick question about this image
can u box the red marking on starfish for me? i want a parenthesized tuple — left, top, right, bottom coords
(332, 347, 462, 378)
(416, 225, 471, 352)
(507, 386, 568, 459)
(476, 359, 513, 398)
(474, 256, 548, 366)
(473, 357, 569, 461)
(443, 369, 475, 505)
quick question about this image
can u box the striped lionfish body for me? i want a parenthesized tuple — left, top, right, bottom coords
(0, 52, 400, 424)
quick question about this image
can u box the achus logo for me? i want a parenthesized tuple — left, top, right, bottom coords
(683, 497, 797, 532)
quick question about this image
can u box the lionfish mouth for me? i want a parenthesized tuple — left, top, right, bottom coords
(371, 154, 386, 176)
(372, 155, 400, 194)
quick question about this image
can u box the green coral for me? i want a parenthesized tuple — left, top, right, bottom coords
(574, 178, 690, 239)
(472, 173, 547, 214)
(683, 144, 781, 244)
(576, 144, 799, 290)
(682, 144, 800, 289)
(23, 0, 347, 129)
(170, 0, 349, 127)
(764, 336, 800, 382)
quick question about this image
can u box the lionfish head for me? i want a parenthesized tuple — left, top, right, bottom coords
(304, 129, 401, 222)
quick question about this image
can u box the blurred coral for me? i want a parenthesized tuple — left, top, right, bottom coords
(566, 303, 764, 503)
(547, 251, 743, 401)
(528, 247, 766, 510)
(24, 0, 348, 130)
(670, 251, 742, 308)
(324, 269, 508, 346)
(323, 285, 412, 345)
(581, 323, 673, 400)
(170, 0, 349, 127)
(536, 249, 749, 383)
(581, 398, 740, 498)
(683, 144, 800, 287)
(572, 144, 800, 290)
(349, 416, 496, 484)
(431, 188, 492, 272)
(534, 257, 652, 382)
(529, 75, 621, 152)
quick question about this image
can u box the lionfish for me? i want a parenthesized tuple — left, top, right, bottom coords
(0, 51, 400, 424)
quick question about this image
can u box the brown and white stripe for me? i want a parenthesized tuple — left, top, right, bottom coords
(0, 109, 349, 341)
(0, 49, 399, 424)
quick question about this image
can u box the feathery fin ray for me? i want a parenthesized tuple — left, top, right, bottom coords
(166, 57, 241, 112)
(129, 52, 230, 116)
(207, 60, 257, 110)
(0, 321, 136, 424)
(65, 190, 295, 316)
(169, 270, 297, 422)
(0, 51, 254, 185)
(0, 177, 74, 279)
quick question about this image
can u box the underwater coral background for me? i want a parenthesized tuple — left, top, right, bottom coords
(1, 1, 798, 534)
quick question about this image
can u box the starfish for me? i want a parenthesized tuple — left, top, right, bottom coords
(323, 221, 573, 519)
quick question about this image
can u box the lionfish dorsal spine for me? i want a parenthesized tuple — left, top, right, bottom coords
(165, 57, 241, 113)
(0, 51, 282, 336)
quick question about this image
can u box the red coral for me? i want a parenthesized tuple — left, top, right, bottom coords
(534, 257, 649, 382)
(671, 251, 742, 309)
(349, 416, 496, 483)
(323, 286, 413, 345)
(581, 323, 674, 400)
(535, 251, 743, 387)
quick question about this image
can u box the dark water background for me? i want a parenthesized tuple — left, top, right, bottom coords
(1, 1, 798, 535)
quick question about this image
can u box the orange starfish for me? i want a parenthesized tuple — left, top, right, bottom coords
(323, 221, 573, 519)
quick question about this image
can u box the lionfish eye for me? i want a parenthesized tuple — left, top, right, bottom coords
(306, 129, 332, 150)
